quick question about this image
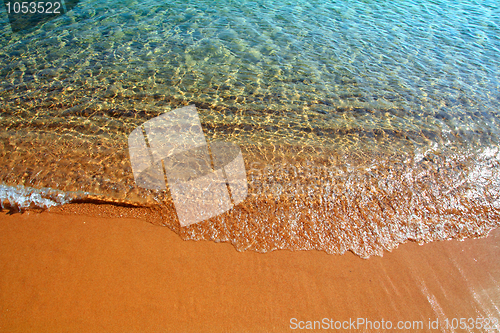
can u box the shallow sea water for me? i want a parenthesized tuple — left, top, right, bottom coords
(1, 0, 499, 257)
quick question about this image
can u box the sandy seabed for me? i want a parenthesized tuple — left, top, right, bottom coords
(1, 204, 500, 333)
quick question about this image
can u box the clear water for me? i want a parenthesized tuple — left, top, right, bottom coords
(1, 0, 499, 257)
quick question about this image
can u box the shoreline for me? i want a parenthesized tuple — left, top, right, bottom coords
(1, 206, 500, 332)
(2, 138, 499, 259)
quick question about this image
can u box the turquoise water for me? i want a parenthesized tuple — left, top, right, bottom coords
(1, 0, 500, 256)
(1, 0, 499, 150)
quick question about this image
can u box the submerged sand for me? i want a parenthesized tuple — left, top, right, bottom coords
(1, 204, 500, 332)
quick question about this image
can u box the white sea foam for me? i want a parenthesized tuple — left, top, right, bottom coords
(466, 147, 500, 209)
(0, 184, 82, 210)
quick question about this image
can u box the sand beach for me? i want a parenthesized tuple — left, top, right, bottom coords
(1, 204, 499, 332)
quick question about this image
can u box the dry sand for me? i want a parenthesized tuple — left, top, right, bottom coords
(1, 204, 500, 332)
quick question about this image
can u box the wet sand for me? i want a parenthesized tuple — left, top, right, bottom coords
(1, 205, 500, 332)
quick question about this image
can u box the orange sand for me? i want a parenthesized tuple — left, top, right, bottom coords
(1, 205, 499, 332)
